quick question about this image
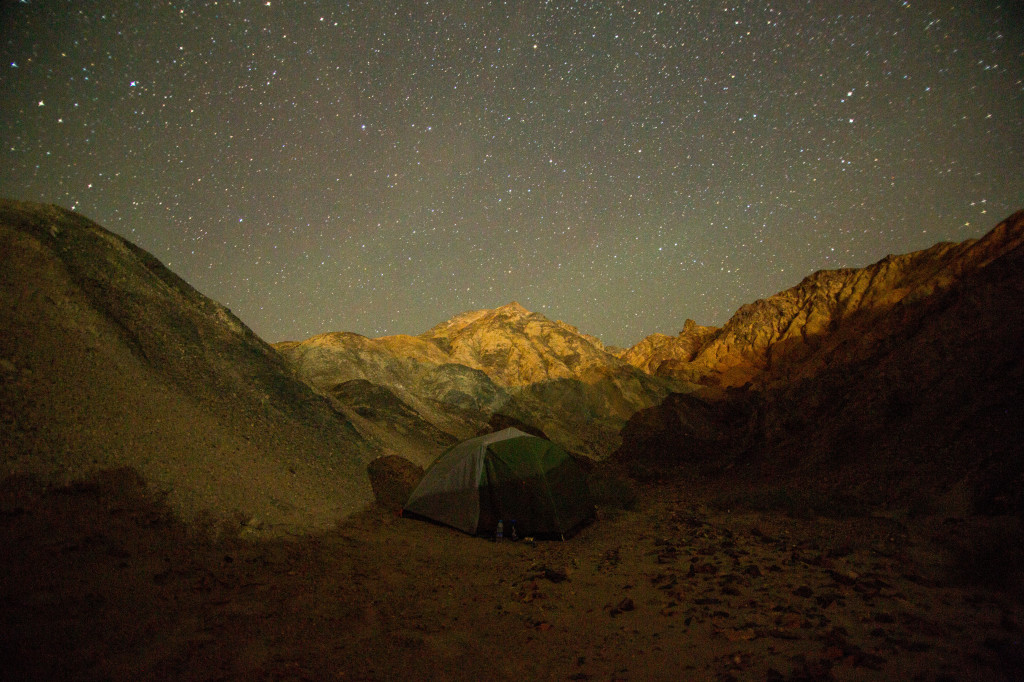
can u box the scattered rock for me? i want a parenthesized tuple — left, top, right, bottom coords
(743, 564, 764, 578)
(608, 597, 635, 616)
(536, 566, 568, 583)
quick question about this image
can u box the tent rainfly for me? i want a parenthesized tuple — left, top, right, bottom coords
(403, 428, 594, 538)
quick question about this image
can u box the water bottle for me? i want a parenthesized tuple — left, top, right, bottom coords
(496, 520, 504, 542)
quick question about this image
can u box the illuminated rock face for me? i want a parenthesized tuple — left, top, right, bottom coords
(622, 211, 1024, 390)
(276, 301, 684, 461)
(277, 212, 1024, 493)
(0, 200, 378, 536)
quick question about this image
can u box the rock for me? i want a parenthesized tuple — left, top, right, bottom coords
(742, 564, 763, 578)
(608, 597, 635, 616)
(612, 389, 761, 470)
(616, 319, 720, 377)
(537, 567, 569, 583)
(622, 215, 1024, 389)
(827, 569, 858, 586)
(367, 455, 424, 510)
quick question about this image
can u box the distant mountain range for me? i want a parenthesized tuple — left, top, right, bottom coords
(3, 198, 1021, 528)
(274, 300, 683, 463)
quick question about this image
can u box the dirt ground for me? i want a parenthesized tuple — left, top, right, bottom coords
(1, 470, 1022, 681)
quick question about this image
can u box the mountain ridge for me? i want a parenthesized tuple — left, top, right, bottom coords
(4, 197, 1022, 527)
(274, 211, 1023, 473)
(614, 210, 1024, 515)
(622, 211, 1024, 388)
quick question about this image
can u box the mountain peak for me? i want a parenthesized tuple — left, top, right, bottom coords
(494, 301, 532, 316)
(421, 301, 538, 338)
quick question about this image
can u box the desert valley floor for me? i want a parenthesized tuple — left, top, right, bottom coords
(2, 471, 1021, 681)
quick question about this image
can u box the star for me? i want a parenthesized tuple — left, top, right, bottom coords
(0, 1, 1020, 347)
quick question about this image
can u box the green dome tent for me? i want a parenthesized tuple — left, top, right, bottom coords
(403, 428, 594, 538)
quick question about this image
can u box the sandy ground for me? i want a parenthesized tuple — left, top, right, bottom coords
(1, 470, 1022, 681)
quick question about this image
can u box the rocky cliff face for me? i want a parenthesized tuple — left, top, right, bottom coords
(0, 200, 377, 535)
(275, 302, 684, 460)
(616, 212, 1024, 515)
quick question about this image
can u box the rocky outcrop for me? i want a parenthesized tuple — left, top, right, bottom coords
(617, 319, 720, 379)
(0, 200, 378, 535)
(366, 455, 424, 511)
(613, 390, 763, 478)
(422, 302, 616, 386)
(276, 302, 687, 459)
(754, 213, 1024, 510)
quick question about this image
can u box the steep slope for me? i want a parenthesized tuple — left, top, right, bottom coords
(0, 200, 377, 535)
(276, 302, 685, 459)
(616, 212, 1024, 514)
(754, 213, 1024, 510)
(274, 331, 508, 464)
(421, 302, 681, 435)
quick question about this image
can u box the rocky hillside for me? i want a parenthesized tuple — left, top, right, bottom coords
(616, 212, 1024, 516)
(275, 302, 685, 460)
(0, 200, 378, 536)
(7, 195, 1018, 529)
(624, 213, 1024, 390)
(274, 331, 500, 465)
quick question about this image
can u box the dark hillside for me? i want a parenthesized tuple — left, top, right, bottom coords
(616, 212, 1024, 517)
(0, 200, 377, 535)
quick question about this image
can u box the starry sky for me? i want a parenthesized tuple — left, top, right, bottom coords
(2, 1, 1022, 348)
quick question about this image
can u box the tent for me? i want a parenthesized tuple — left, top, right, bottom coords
(403, 428, 594, 538)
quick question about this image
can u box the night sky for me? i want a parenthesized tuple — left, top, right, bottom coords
(2, 2, 1022, 348)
